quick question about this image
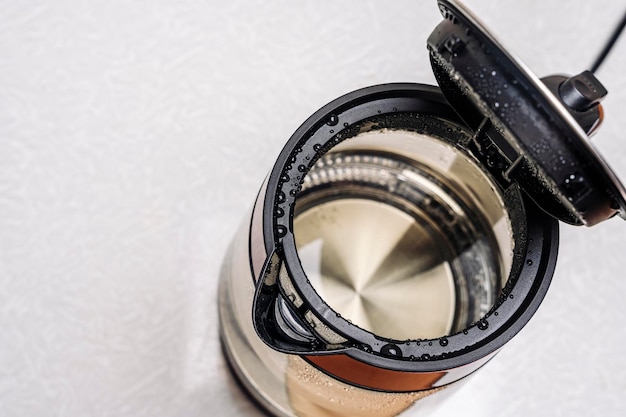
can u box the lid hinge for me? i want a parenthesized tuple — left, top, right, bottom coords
(469, 117, 524, 185)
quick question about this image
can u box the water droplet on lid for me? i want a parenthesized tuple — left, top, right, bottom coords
(343, 122, 349, 127)
(277, 191, 286, 203)
(276, 225, 287, 237)
(297, 165, 307, 172)
(477, 319, 489, 330)
(439, 338, 449, 347)
(526, 259, 533, 266)
(463, 329, 469, 335)
(281, 173, 290, 182)
(329, 129, 334, 134)
(326, 114, 339, 126)
(274, 207, 284, 217)
(313, 144, 322, 151)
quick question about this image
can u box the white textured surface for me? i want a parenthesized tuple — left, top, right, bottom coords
(1, 1, 625, 416)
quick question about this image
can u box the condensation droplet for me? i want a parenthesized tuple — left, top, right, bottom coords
(381, 344, 402, 357)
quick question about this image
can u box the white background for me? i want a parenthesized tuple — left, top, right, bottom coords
(1, 1, 625, 416)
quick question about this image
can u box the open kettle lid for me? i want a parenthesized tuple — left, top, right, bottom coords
(427, 0, 626, 226)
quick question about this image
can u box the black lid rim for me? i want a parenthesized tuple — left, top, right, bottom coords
(431, 0, 626, 224)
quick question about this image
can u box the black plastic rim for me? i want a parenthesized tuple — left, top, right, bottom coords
(254, 83, 559, 374)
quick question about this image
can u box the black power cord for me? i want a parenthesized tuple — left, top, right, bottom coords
(590, 9, 626, 73)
